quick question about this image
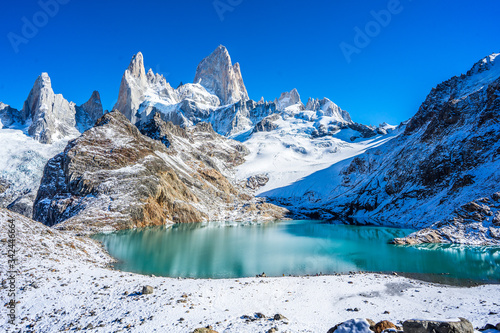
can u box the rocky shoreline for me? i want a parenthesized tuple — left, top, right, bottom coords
(2, 209, 500, 333)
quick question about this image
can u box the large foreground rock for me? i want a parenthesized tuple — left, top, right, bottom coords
(402, 318, 474, 333)
(392, 193, 500, 245)
(33, 111, 287, 233)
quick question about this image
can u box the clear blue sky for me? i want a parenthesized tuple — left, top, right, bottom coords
(0, 0, 498, 126)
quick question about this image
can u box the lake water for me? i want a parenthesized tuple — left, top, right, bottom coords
(94, 220, 500, 284)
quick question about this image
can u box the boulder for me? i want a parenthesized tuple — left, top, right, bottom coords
(374, 320, 397, 333)
(402, 318, 473, 333)
(142, 286, 153, 295)
(192, 327, 219, 333)
(328, 319, 373, 333)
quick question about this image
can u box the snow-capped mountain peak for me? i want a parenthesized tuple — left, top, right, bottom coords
(194, 45, 249, 105)
(467, 52, 499, 76)
(276, 88, 303, 112)
(127, 51, 147, 82)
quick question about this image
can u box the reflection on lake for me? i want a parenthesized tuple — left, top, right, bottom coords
(93, 220, 500, 283)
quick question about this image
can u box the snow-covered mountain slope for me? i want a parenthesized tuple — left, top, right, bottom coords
(259, 53, 500, 243)
(0, 74, 103, 217)
(236, 112, 398, 195)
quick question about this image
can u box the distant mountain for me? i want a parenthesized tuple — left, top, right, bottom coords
(113, 46, 366, 138)
(262, 53, 500, 244)
(0, 73, 103, 217)
(194, 44, 249, 105)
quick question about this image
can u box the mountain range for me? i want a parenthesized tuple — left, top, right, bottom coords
(0, 46, 498, 244)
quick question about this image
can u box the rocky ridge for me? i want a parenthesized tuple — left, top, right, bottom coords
(264, 53, 500, 244)
(33, 111, 287, 234)
(113, 47, 363, 139)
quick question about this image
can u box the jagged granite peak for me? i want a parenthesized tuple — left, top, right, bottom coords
(21, 72, 80, 144)
(128, 51, 147, 82)
(467, 52, 499, 76)
(33, 111, 287, 232)
(194, 45, 249, 105)
(75, 90, 104, 132)
(114, 52, 178, 124)
(276, 89, 301, 110)
(307, 97, 352, 123)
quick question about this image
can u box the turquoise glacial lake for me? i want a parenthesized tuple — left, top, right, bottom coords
(94, 220, 500, 284)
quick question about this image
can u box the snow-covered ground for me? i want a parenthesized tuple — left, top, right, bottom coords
(0, 126, 71, 208)
(236, 117, 400, 195)
(1, 209, 499, 333)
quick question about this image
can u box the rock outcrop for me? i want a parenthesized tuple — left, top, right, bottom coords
(306, 97, 352, 123)
(276, 89, 304, 112)
(402, 318, 473, 333)
(75, 90, 104, 132)
(0, 102, 20, 128)
(114, 52, 178, 125)
(21, 73, 80, 144)
(253, 114, 280, 133)
(393, 193, 500, 245)
(33, 111, 287, 233)
(194, 45, 249, 105)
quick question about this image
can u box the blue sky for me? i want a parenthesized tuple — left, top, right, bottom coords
(0, 0, 498, 126)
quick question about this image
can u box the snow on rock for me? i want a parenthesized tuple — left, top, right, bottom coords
(0, 102, 20, 129)
(21, 73, 80, 144)
(333, 319, 373, 333)
(194, 45, 249, 105)
(75, 90, 104, 133)
(0, 74, 103, 216)
(236, 110, 397, 196)
(393, 193, 500, 245)
(32, 111, 287, 233)
(259, 53, 500, 244)
(276, 88, 304, 112)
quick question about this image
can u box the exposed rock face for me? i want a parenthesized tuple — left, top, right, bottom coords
(194, 45, 249, 105)
(0, 102, 20, 128)
(276, 89, 304, 111)
(246, 174, 270, 190)
(21, 73, 80, 144)
(33, 111, 287, 233)
(253, 114, 280, 133)
(3, 73, 104, 143)
(306, 97, 352, 123)
(75, 91, 104, 132)
(114, 52, 178, 125)
(393, 193, 500, 245)
(265, 53, 500, 242)
(402, 318, 473, 333)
